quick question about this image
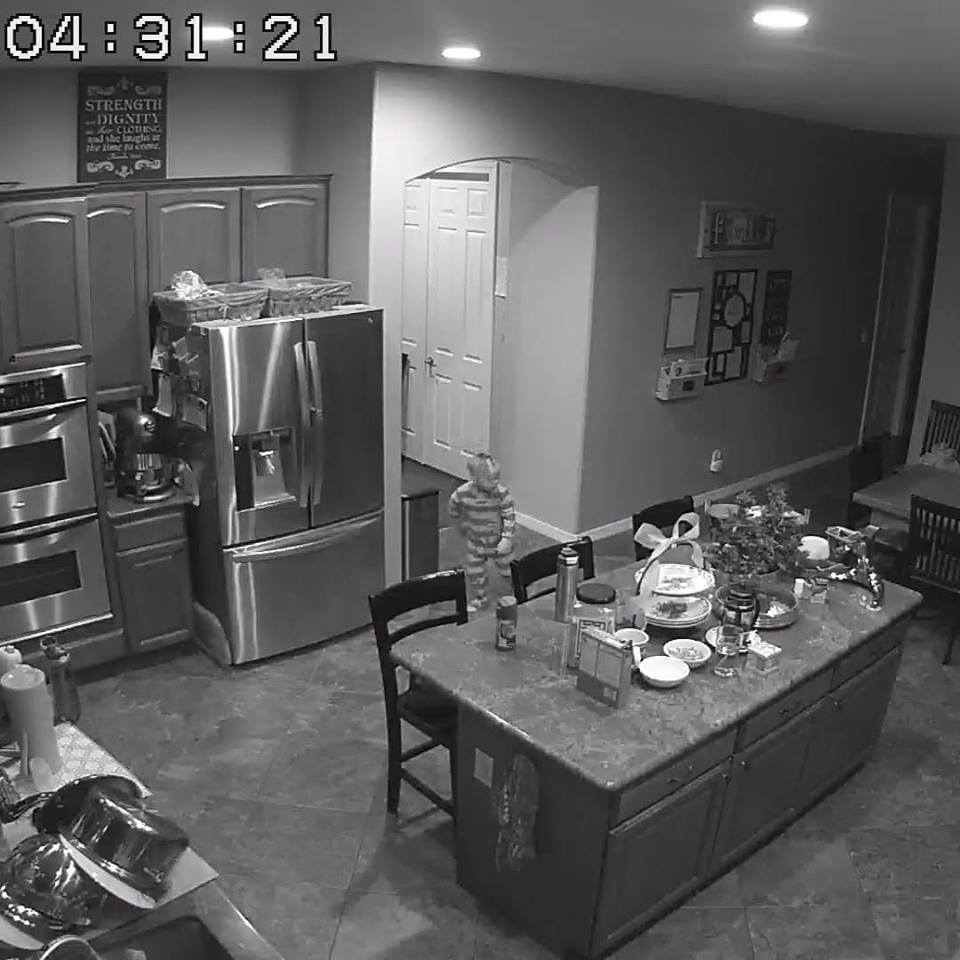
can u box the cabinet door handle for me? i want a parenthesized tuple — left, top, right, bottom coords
(666, 776, 681, 785)
(833, 699, 843, 710)
(740, 759, 749, 770)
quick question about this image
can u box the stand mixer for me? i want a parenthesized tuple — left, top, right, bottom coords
(115, 408, 175, 502)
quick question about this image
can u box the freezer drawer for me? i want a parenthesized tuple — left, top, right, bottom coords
(223, 510, 384, 664)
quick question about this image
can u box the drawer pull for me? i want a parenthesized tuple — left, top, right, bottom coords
(740, 759, 749, 770)
(666, 777, 680, 785)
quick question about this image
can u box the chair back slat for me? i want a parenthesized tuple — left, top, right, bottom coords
(907, 495, 960, 591)
(510, 537, 595, 604)
(368, 569, 468, 704)
(631, 495, 695, 561)
(920, 400, 960, 457)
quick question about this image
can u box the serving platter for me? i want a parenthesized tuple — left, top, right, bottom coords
(651, 563, 715, 597)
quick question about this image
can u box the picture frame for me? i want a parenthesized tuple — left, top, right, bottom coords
(663, 287, 702, 351)
(697, 202, 776, 258)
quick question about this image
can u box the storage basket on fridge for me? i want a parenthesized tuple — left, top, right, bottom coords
(254, 276, 353, 317)
(153, 281, 268, 326)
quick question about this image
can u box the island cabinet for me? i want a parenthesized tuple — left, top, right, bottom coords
(0, 197, 93, 371)
(108, 496, 194, 654)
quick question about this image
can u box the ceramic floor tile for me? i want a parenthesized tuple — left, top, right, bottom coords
(188, 796, 365, 889)
(287, 689, 386, 740)
(746, 903, 885, 960)
(869, 898, 954, 960)
(738, 831, 865, 907)
(307, 631, 384, 694)
(681, 869, 744, 909)
(330, 887, 475, 960)
(472, 904, 557, 960)
(218, 874, 345, 960)
(610, 907, 754, 959)
(846, 826, 960, 901)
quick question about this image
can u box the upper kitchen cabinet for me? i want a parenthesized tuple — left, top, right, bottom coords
(147, 188, 241, 292)
(0, 198, 92, 371)
(241, 184, 329, 279)
(87, 193, 150, 401)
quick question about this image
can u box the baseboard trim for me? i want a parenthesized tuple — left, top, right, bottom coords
(515, 511, 578, 543)
(576, 444, 855, 541)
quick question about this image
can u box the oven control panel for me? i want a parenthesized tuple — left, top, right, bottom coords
(0, 374, 66, 412)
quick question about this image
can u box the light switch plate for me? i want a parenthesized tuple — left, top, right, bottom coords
(473, 749, 494, 787)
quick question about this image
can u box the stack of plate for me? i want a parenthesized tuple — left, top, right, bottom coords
(642, 595, 712, 629)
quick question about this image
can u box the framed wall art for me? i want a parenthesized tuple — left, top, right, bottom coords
(706, 269, 757, 385)
(758, 270, 793, 349)
(697, 202, 776, 258)
(663, 287, 702, 351)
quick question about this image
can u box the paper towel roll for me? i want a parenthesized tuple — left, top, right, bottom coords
(1, 665, 61, 774)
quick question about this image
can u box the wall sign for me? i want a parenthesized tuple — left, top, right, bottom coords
(759, 270, 793, 350)
(78, 72, 167, 183)
(706, 269, 757, 384)
(697, 202, 776, 258)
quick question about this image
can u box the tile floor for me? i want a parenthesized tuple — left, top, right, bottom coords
(75, 457, 955, 959)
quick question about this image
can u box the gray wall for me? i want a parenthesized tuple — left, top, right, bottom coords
(367, 64, 939, 541)
(296, 66, 374, 298)
(0, 70, 302, 186)
(909, 138, 960, 460)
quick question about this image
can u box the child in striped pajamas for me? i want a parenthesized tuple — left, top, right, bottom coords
(448, 453, 516, 611)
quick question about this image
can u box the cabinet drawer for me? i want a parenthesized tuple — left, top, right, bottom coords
(737, 670, 832, 751)
(615, 730, 736, 824)
(113, 510, 186, 553)
(832, 622, 905, 688)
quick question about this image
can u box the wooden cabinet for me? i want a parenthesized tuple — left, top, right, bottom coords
(594, 764, 728, 953)
(799, 648, 901, 799)
(711, 703, 819, 872)
(0, 198, 92, 370)
(87, 193, 150, 400)
(241, 184, 328, 279)
(147, 188, 241, 291)
(110, 501, 193, 654)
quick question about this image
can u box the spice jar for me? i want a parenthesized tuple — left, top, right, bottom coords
(568, 583, 617, 668)
(496, 596, 518, 651)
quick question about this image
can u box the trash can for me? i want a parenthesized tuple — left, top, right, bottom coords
(401, 488, 439, 579)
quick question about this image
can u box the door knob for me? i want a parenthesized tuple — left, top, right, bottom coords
(425, 356, 436, 375)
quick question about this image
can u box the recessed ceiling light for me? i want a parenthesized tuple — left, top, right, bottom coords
(752, 7, 809, 29)
(201, 24, 234, 42)
(442, 45, 481, 61)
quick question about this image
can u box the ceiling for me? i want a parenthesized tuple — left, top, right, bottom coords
(7, 0, 958, 137)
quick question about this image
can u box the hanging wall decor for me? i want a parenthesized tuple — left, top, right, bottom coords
(697, 202, 776, 258)
(663, 287, 702, 351)
(706, 269, 757, 385)
(759, 270, 793, 349)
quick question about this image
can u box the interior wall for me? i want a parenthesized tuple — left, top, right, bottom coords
(908, 138, 960, 460)
(296, 65, 374, 298)
(0, 69, 300, 187)
(494, 162, 597, 534)
(368, 64, 941, 540)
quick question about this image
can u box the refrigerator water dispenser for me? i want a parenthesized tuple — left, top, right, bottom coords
(233, 430, 294, 509)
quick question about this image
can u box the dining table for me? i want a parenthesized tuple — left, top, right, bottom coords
(852, 462, 960, 531)
(391, 558, 921, 960)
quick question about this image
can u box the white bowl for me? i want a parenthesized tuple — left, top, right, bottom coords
(663, 638, 712, 669)
(615, 628, 649, 669)
(637, 655, 689, 689)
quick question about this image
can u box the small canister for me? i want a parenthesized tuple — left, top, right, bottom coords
(809, 577, 828, 605)
(569, 583, 617, 668)
(496, 596, 518, 651)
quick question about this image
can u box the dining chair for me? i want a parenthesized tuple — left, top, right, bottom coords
(905, 495, 960, 664)
(920, 400, 960, 457)
(510, 537, 595, 604)
(368, 569, 468, 817)
(632, 495, 695, 561)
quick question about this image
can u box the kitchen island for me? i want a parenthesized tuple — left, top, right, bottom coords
(392, 562, 922, 959)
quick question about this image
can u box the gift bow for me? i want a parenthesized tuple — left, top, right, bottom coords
(634, 512, 704, 568)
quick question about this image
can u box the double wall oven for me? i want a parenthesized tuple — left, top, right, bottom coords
(0, 363, 110, 644)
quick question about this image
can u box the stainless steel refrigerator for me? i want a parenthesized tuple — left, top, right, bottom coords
(179, 307, 384, 664)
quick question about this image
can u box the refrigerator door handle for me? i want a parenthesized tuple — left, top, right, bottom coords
(230, 513, 380, 562)
(306, 339, 325, 507)
(293, 341, 310, 508)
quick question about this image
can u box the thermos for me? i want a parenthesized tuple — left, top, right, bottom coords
(554, 546, 579, 622)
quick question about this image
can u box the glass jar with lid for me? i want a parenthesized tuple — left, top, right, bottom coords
(567, 582, 617, 668)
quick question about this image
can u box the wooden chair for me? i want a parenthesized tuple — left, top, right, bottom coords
(847, 436, 886, 529)
(905, 496, 960, 664)
(632, 496, 695, 561)
(510, 537, 595, 604)
(368, 569, 468, 817)
(920, 400, 960, 457)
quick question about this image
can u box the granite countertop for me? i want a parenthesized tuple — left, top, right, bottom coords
(392, 562, 922, 792)
(105, 488, 195, 520)
(852, 463, 960, 518)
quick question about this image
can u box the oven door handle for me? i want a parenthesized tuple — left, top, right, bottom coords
(0, 398, 86, 424)
(0, 510, 99, 546)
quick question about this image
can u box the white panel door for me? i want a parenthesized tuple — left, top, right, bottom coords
(422, 169, 497, 478)
(400, 180, 429, 461)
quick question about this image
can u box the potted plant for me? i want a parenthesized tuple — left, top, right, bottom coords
(705, 483, 803, 584)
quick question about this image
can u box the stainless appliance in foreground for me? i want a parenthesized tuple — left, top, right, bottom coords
(179, 307, 385, 664)
(0, 364, 110, 643)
